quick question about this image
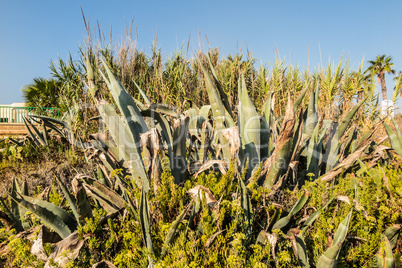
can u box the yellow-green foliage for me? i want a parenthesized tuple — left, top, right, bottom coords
(303, 163, 402, 267)
(1, 158, 401, 267)
(4, 232, 44, 268)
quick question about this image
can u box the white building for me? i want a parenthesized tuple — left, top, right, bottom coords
(0, 103, 29, 123)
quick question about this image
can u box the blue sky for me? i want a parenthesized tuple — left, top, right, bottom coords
(1, 0, 402, 106)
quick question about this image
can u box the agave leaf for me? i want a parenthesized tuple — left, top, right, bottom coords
(198, 121, 212, 162)
(171, 117, 189, 184)
(198, 105, 211, 121)
(320, 140, 373, 182)
(161, 204, 191, 257)
(45, 231, 84, 268)
(0, 197, 22, 232)
(239, 177, 252, 229)
(21, 180, 28, 196)
(391, 118, 402, 140)
(295, 234, 310, 268)
(123, 189, 139, 221)
(198, 59, 228, 129)
(133, 79, 151, 104)
(306, 124, 320, 179)
(141, 128, 162, 192)
(11, 195, 76, 239)
(82, 178, 125, 213)
(294, 84, 310, 113)
(375, 234, 395, 268)
(186, 197, 201, 233)
(41, 121, 49, 146)
(263, 94, 295, 189)
(238, 74, 261, 178)
(22, 117, 41, 146)
(300, 197, 335, 235)
(139, 188, 154, 255)
(303, 86, 318, 137)
(194, 160, 227, 178)
(384, 224, 401, 249)
(26, 117, 47, 146)
(325, 97, 366, 172)
(337, 97, 367, 138)
(10, 177, 25, 225)
(340, 127, 358, 160)
(71, 178, 93, 224)
(95, 165, 111, 188)
(207, 54, 233, 119)
(198, 59, 232, 163)
(100, 58, 148, 136)
(185, 108, 199, 137)
(187, 185, 217, 207)
(146, 104, 179, 118)
(141, 109, 174, 166)
(55, 177, 79, 224)
(30, 115, 66, 127)
(316, 209, 353, 268)
(316, 244, 341, 268)
(261, 91, 273, 160)
(100, 102, 149, 192)
(384, 121, 402, 156)
(272, 190, 309, 231)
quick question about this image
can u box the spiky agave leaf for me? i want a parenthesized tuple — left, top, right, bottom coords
(238, 74, 261, 178)
(325, 97, 367, 172)
(272, 190, 309, 231)
(198, 59, 232, 164)
(261, 91, 273, 160)
(133, 79, 151, 104)
(11, 195, 76, 239)
(384, 224, 401, 249)
(55, 176, 79, 224)
(171, 117, 189, 184)
(262, 94, 295, 189)
(100, 58, 148, 136)
(239, 176, 252, 232)
(303, 86, 318, 137)
(375, 234, 395, 268)
(0, 196, 22, 232)
(141, 108, 174, 164)
(100, 102, 150, 192)
(300, 197, 335, 235)
(383, 121, 402, 156)
(207, 54, 233, 119)
(293, 82, 311, 113)
(294, 233, 310, 268)
(71, 178, 93, 224)
(82, 177, 125, 214)
(85, 57, 149, 192)
(161, 204, 191, 257)
(139, 188, 154, 266)
(316, 209, 353, 268)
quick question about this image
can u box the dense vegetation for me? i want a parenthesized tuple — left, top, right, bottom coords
(1, 30, 402, 267)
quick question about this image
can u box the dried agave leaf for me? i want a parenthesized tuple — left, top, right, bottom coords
(194, 160, 228, 178)
(187, 185, 217, 207)
(44, 231, 84, 268)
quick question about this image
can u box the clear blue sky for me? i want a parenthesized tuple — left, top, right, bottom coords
(1, 0, 402, 106)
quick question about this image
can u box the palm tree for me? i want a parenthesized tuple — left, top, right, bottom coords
(22, 77, 61, 108)
(366, 55, 395, 101)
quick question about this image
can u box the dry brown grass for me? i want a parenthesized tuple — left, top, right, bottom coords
(0, 150, 93, 196)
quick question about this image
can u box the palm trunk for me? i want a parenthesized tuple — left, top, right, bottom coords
(378, 72, 387, 100)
